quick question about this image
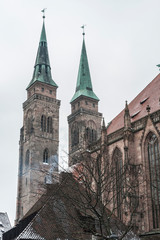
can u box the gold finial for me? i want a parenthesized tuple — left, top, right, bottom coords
(81, 25, 86, 37)
(41, 8, 47, 19)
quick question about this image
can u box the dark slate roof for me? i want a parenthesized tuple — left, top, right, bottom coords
(71, 38, 99, 103)
(107, 73, 160, 134)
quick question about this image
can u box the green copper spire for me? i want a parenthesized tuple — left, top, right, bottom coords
(71, 32, 99, 103)
(27, 15, 57, 89)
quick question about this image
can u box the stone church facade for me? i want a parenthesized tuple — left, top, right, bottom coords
(15, 15, 160, 239)
(104, 74, 160, 236)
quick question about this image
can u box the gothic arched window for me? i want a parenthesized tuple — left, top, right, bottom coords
(25, 150, 30, 169)
(86, 120, 97, 143)
(43, 148, 49, 164)
(147, 133, 160, 228)
(41, 115, 46, 132)
(71, 122, 79, 147)
(112, 148, 123, 220)
(47, 117, 52, 133)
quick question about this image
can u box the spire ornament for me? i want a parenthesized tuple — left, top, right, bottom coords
(41, 8, 47, 19)
(81, 25, 86, 37)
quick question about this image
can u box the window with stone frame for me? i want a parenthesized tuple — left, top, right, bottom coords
(47, 116, 52, 133)
(112, 147, 123, 220)
(43, 148, 49, 164)
(25, 150, 30, 170)
(41, 115, 46, 132)
(85, 120, 97, 143)
(146, 132, 160, 229)
(71, 122, 79, 147)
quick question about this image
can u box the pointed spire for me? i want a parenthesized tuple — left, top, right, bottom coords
(71, 30, 99, 103)
(124, 101, 131, 130)
(27, 14, 57, 89)
(102, 117, 106, 130)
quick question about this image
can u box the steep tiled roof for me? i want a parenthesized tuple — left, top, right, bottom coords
(107, 73, 160, 134)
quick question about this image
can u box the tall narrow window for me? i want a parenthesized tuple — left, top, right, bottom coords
(43, 148, 49, 164)
(41, 115, 46, 132)
(86, 121, 97, 143)
(113, 148, 123, 220)
(25, 150, 30, 170)
(71, 122, 79, 147)
(47, 117, 52, 133)
(147, 133, 160, 228)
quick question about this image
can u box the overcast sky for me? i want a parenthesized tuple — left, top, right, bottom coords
(1, 0, 160, 226)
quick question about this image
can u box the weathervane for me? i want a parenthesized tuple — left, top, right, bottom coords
(81, 24, 86, 37)
(41, 8, 47, 19)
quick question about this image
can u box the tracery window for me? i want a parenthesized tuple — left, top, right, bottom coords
(71, 122, 79, 146)
(112, 148, 123, 220)
(43, 148, 49, 164)
(147, 133, 160, 228)
(86, 120, 97, 143)
(47, 117, 52, 133)
(25, 150, 30, 169)
(41, 115, 46, 132)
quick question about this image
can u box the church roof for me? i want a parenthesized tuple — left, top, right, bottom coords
(107, 73, 160, 134)
(27, 18, 57, 89)
(71, 37, 99, 103)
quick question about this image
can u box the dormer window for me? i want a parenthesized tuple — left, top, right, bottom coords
(140, 97, 149, 104)
(41, 88, 44, 92)
(50, 90, 52, 94)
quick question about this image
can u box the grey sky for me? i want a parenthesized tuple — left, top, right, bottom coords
(0, 0, 160, 225)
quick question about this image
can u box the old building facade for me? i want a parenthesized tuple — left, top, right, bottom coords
(104, 75, 160, 236)
(16, 17, 60, 222)
(14, 15, 160, 239)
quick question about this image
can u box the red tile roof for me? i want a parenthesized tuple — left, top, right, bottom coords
(107, 73, 160, 134)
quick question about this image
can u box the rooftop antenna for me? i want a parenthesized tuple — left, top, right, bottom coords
(81, 24, 86, 38)
(41, 8, 47, 19)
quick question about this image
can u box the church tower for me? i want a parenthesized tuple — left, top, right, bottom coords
(68, 30, 102, 166)
(16, 15, 60, 222)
